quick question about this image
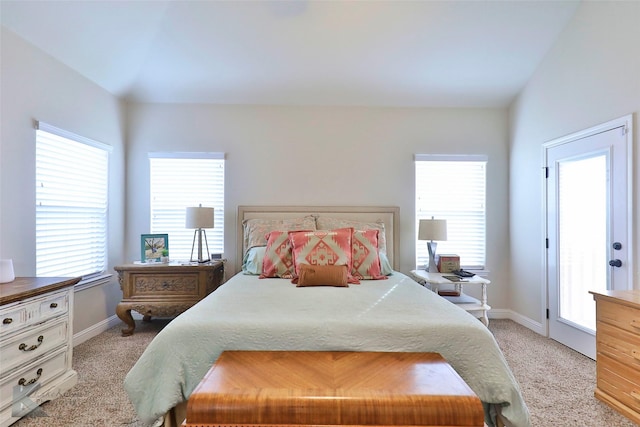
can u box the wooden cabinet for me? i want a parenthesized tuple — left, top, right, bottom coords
(114, 262, 224, 336)
(591, 290, 640, 424)
(0, 276, 81, 427)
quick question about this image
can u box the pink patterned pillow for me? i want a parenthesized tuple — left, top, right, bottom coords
(260, 230, 299, 279)
(352, 229, 387, 280)
(288, 228, 359, 284)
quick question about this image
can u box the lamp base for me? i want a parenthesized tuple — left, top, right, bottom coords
(427, 241, 438, 272)
(190, 229, 211, 263)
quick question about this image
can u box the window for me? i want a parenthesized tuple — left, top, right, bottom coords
(415, 154, 487, 270)
(36, 122, 111, 278)
(149, 153, 225, 261)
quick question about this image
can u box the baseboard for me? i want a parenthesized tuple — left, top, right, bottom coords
(490, 308, 546, 336)
(73, 314, 121, 346)
(486, 308, 511, 319)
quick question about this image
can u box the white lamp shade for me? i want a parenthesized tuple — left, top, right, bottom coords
(185, 206, 214, 229)
(418, 219, 447, 241)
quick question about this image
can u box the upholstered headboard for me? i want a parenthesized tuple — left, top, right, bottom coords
(237, 205, 400, 272)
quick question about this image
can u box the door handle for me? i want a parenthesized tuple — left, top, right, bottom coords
(609, 259, 622, 268)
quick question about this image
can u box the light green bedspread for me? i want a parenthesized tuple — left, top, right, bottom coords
(124, 272, 530, 426)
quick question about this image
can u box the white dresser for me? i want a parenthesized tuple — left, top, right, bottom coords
(0, 277, 80, 426)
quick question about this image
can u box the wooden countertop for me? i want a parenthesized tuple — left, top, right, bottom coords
(0, 276, 82, 305)
(590, 289, 640, 309)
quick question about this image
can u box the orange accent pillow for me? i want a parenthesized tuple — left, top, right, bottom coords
(296, 264, 349, 287)
(288, 228, 359, 284)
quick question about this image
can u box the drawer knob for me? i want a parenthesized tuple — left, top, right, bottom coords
(2, 318, 12, 325)
(632, 349, 640, 361)
(631, 319, 640, 329)
(631, 390, 640, 401)
(18, 335, 44, 352)
(18, 368, 43, 386)
(50, 302, 58, 309)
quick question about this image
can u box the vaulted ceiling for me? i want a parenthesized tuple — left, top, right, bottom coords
(1, 0, 580, 107)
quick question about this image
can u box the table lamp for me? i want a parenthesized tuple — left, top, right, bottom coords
(186, 205, 214, 263)
(418, 218, 447, 272)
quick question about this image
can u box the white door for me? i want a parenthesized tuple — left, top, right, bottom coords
(545, 115, 633, 359)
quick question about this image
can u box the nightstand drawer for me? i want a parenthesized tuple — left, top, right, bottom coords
(130, 273, 199, 297)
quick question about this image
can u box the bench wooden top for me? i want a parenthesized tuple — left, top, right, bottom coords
(186, 351, 484, 426)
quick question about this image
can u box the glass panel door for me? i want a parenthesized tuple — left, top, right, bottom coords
(557, 154, 607, 332)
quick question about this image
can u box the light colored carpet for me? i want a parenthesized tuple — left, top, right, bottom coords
(13, 318, 170, 427)
(12, 319, 638, 427)
(490, 320, 636, 427)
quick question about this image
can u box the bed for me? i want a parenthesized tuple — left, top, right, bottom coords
(124, 206, 530, 427)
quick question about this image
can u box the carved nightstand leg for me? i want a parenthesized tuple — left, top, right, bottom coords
(116, 303, 135, 336)
(142, 315, 152, 322)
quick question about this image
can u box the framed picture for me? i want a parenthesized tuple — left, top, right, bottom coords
(141, 234, 169, 263)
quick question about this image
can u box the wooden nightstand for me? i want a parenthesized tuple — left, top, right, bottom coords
(410, 270, 491, 326)
(114, 261, 224, 336)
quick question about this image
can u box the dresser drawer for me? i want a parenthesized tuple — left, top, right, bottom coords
(0, 290, 69, 337)
(597, 353, 640, 411)
(128, 273, 199, 298)
(597, 299, 640, 335)
(0, 347, 69, 413)
(0, 318, 69, 375)
(0, 306, 25, 337)
(597, 321, 640, 367)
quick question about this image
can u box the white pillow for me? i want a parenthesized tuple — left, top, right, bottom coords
(379, 253, 393, 276)
(242, 246, 266, 275)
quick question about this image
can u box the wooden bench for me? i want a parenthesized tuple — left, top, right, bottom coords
(185, 350, 484, 427)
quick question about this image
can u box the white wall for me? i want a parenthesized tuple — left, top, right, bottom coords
(0, 28, 126, 336)
(126, 104, 513, 309)
(0, 22, 518, 330)
(509, 1, 640, 330)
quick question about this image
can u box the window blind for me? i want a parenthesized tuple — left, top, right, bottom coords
(149, 153, 225, 261)
(35, 122, 110, 278)
(415, 155, 487, 269)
